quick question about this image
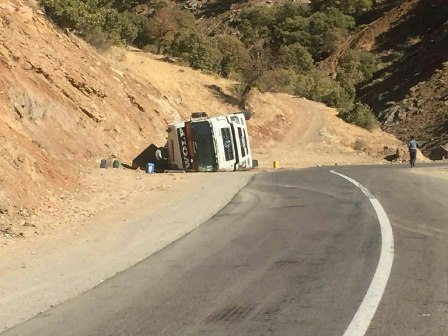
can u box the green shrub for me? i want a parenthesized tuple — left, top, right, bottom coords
(294, 69, 354, 109)
(339, 102, 377, 130)
(337, 49, 378, 89)
(216, 35, 250, 77)
(272, 15, 312, 50)
(171, 29, 222, 72)
(39, 0, 147, 47)
(40, 0, 105, 33)
(239, 5, 276, 46)
(276, 43, 314, 73)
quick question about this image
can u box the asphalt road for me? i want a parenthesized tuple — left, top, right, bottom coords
(2, 165, 448, 336)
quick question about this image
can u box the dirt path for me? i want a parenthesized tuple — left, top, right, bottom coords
(276, 99, 326, 150)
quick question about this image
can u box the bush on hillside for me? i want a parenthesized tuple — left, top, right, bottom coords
(106, 0, 149, 12)
(216, 35, 250, 77)
(294, 70, 353, 110)
(276, 43, 314, 73)
(337, 49, 378, 90)
(238, 6, 276, 46)
(257, 68, 298, 95)
(144, 6, 195, 54)
(266, 6, 355, 60)
(306, 8, 355, 58)
(271, 15, 312, 50)
(83, 28, 116, 50)
(103, 9, 147, 43)
(170, 29, 222, 72)
(353, 138, 369, 152)
(321, 28, 350, 55)
(40, 0, 105, 33)
(339, 103, 377, 130)
(39, 0, 146, 46)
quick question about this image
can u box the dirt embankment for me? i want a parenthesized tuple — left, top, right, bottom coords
(0, 0, 237, 237)
(0, 1, 177, 230)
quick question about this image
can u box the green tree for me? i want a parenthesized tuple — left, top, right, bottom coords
(104, 0, 147, 11)
(336, 49, 377, 92)
(294, 69, 354, 110)
(103, 8, 146, 43)
(275, 2, 310, 23)
(238, 6, 276, 46)
(307, 8, 355, 58)
(234, 41, 270, 108)
(40, 0, 107, 34)
(216, 34, 250, 77)
(40, 0, 147, 45)
(339, 103, 377, 130)
(272, 15, 311, 50)
(171, 29, 222, 72)
(276, 43, 314, 73)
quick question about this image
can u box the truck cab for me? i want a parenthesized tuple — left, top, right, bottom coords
(165, 112, 253, 172)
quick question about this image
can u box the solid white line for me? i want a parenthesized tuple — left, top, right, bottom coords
(330, 170, 394, 336)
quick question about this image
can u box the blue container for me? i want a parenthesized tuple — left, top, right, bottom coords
(100, 159, 109, 169)
(146, 162, 155, 174)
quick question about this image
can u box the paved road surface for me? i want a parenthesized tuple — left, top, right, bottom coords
(2, 165, 448, 335)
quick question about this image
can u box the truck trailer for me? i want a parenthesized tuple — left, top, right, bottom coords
(162, 112, 254, 172)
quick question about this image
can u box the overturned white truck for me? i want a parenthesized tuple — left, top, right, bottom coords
(162, 112, 254, 172)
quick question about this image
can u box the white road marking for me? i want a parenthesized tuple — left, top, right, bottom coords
(330, 170, 394, 336)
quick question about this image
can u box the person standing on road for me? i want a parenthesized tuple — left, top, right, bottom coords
(408, 135, 419, 167)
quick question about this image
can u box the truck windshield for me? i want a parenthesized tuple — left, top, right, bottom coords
(191, 121, 217, 171)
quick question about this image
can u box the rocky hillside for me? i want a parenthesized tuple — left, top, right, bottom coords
(177, 0, 448, 158)
(358, 0, 448, 160)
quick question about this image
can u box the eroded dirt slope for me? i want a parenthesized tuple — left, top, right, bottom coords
(0, 0, 209, 235)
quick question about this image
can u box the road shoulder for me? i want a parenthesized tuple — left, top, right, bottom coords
(0, 171, 254, 331)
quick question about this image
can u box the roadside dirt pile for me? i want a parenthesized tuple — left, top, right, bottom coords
(0, 0, 404, 242)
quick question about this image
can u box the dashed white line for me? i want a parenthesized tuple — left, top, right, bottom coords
(330, 170, 395, 336)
